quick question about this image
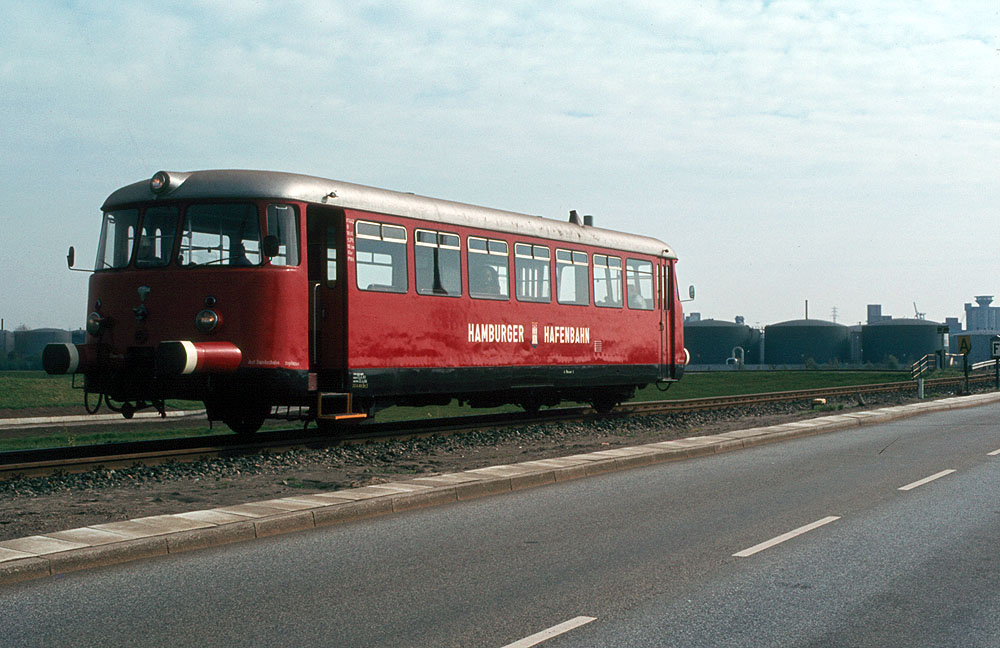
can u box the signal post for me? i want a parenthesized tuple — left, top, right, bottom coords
(992, 335, 1000, 391)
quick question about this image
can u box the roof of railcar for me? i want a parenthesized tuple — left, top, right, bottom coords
(103, 169, 676, 259)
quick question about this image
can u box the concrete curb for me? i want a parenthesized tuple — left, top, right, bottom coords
(0, 409, 207, 429)
(3, 392, 999, 586)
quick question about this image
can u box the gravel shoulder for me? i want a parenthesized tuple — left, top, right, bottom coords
(0, 391, 958, 542)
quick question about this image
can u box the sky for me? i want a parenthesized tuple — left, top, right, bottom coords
(2, 1, 997, 331)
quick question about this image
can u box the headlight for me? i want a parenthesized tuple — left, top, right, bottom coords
(150, 171, 170, 194)
(86, 312, 104, 336)
(195, 309, 220, 333)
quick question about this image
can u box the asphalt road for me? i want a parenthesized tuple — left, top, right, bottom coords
(2, 403, 998, 647)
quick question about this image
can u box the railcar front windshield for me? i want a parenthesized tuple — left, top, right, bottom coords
(94, 201, 300, 269)
(136, 206, 180, 268)
(180, 203, 261, 266)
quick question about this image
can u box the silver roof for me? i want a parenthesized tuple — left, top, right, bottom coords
(103, 169, 676, 258)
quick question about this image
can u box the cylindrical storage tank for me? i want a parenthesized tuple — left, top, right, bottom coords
(745, 326, 762, 364)
(764, 319, 849, 366)
(13, 328, 72, 359)
(684, 319, 759, 364)
(862, 318, 943, 366)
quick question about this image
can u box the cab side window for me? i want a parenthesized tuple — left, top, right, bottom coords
(626, 259, 655, 310)
(265, 204, 301, 266)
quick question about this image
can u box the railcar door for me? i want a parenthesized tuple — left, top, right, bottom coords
(658, 260, 674, 380)
(306, 206, 346, 376)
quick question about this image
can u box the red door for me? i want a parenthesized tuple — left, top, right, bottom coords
(306, 206, 346, 374)
(658, 260, 674, 380)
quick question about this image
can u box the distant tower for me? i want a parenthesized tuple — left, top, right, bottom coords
(964, 296, 1000, 330)
(867, 304, 890, 324)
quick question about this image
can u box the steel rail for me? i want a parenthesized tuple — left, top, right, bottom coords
(622, 374, 980, 414)
(1, 374, 990, 480)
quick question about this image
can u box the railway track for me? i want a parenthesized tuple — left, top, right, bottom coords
(1, 373, 991, 480)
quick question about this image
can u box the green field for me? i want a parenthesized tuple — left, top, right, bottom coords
(0, 371, 78, 410)
(0, 371, 201, 411)
(637, 370, 913, 401)
(0, 369, 917, 451)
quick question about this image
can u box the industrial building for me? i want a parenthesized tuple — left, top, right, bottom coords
(1, 327, 85, 368)
(965, 296, 1000, 331)
(945, 296, 1000, 364)
(683, 316, 761, 365)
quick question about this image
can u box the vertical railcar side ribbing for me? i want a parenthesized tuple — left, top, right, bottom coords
(44, 170, 686, 433)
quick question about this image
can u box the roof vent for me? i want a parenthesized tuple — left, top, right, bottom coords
(569, 210, 582, 225)
(583, 214, 594, 226)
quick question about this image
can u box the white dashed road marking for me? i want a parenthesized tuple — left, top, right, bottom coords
(733, 516, 841, 558)
(501, 616, 597, 648)
(898, 469, 956, 491)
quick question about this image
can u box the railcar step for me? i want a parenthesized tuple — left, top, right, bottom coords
(316, 392, 368, 420)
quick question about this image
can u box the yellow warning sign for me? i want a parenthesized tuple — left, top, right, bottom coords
(957, 335, 972, 355)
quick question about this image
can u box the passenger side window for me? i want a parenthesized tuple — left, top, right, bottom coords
(556, 249, 589, 306)
(514, 243, 551, 303)
(593, 254, 623, 308)
(415, 229, 462, 296)
(626, 259, 655, 310)
(355, 221, 408, 293)
(468, 237, 509, 300)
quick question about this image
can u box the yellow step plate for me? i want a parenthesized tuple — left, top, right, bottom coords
(331, 412, 367, 421)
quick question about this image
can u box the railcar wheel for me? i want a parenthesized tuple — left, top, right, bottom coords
(223, 410, 266, 435)
(519, 398, 542, 414)
(207, 393, 271, 435)
(218, 401, 271, 435)
(590, 394, 619, 414)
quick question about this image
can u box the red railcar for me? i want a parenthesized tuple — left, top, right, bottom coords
(44, 170, 687, 433)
